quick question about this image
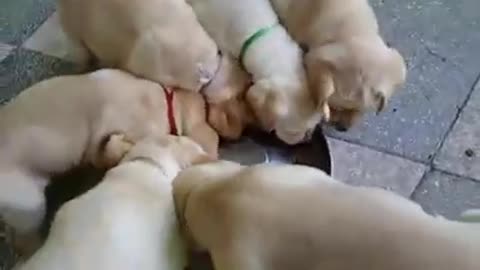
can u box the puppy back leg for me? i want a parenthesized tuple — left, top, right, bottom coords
(0, 168, 47, 257)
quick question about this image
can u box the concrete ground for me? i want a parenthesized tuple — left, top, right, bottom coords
(1, 0, 480, 268)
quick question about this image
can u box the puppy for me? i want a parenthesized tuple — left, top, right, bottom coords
(17, 135, 212, 270)
(173, 162, 480, 270)
(57, 0, 218, 92)
(202, 54, 256, 140)
(57, 0, 254, 139)
(269, 0, 407, 130)
(0, 69, 218, 256)
(186, 0, 330, 144)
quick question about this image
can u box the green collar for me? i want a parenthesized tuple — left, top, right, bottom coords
(239, 24, 279, 67)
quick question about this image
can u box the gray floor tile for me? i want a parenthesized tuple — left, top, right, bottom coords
(23, 13, 77, 63)
(434, 81, 480, 180)
(328, 138, 427, 197)
(0, 0, 55, 46)
(0, 43, 14, 62)
(328, 0, 480, 162)
(0, 48, 79, 104)
(413, 170, 480, 219)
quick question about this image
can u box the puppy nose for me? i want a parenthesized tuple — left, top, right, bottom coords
(334, 123, 348, 132)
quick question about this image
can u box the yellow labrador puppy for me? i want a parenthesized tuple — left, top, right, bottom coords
(187, 0, 330, 144)
(57, 0, 218, 92)
(173, 162, 480, 270)
(57, 0, 253, 138)
(201, 55, 256, 140)
(17, 136, 212, 270)
(0, 69, 218, 256)
(269, 0, 407, 130)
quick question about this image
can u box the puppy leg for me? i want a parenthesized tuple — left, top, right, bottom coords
(311, 68, 334, 122)
(186, 123, 219, 159)
(0, 169, 47, 257)
(94, 133, 135, 168)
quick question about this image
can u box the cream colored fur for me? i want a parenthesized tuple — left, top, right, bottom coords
(174, 162, 480, 270)
(0, 69, 218, 256)
(57, 0, 218, 92)
(17, 136, 211, 270)
(186, 0, 328, 144)
(57, 0, 254, 139)
(269, 0, 407, 130)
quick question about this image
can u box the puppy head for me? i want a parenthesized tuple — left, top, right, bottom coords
(246, 78, 322, 144)
(122, 135, 213, 175)
(202, 54, 251, 103)
(207, 97, 255, 140)
(202, 54, 255, 139)
(306, 38, 406, 131)
(172, 160, 241, 250)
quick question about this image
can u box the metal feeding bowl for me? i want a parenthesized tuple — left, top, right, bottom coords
(220, 127, 332, 174)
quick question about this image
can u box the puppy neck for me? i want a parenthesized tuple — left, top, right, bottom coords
(242, 26, 304, 80)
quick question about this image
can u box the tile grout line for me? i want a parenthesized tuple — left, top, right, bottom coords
(326, 134, 429, 165)
(429, 70, 480, 165)
(408, 70, 480, 197)
(18, 10, 57, 50)
(409, 167, 432, 199)
(431, 166, 480, 184)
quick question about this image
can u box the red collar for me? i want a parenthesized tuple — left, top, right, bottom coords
(164, 87, 178, 135)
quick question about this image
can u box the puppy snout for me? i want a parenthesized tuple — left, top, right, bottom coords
(333, 122, 348, 132)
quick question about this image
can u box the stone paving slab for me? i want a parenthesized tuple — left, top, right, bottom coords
(0, 48, 78, 104)
(435, 80, 480, 180)
(328, 138, 427, 197)
(328, 0, 480, 162)
(0, 44, 13, 62)
(413, 170, 480, 219)
(22, 12, 76, 63)
(0, 0, 55, 46)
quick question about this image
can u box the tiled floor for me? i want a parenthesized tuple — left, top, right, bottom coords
(1, 0, 480, 268)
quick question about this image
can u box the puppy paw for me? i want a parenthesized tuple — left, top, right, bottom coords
(97, 133, 135, 168)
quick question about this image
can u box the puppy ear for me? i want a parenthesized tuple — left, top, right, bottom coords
(246, 80, 288, 131)
(306, 42, 349, 71)
(305, 45, 342, 122)
(207, 104, 243, 140)
(375, 92, 386, 114)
